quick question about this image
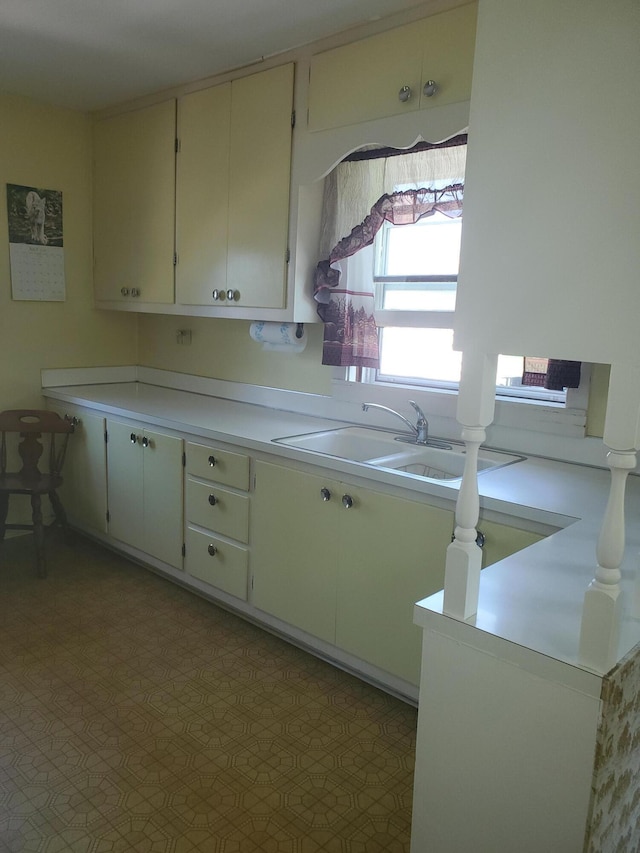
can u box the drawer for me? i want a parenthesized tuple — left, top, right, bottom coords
(185, 526, 248, 600)
(186, 478, 249, 543)
(186, 441, 250, 490)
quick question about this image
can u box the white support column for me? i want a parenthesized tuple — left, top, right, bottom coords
(579, 449, 635, 671)
(579, 362, 640, 672)
(443, 351, 498, 620)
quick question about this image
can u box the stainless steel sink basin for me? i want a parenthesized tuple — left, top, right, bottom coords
(273, 427, 524, 482)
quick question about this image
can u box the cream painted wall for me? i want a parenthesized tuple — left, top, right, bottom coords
(0, 92, 137, 410)
(137, 314, 332, 395)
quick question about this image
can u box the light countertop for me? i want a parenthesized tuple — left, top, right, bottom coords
(43, 380, 640, 678)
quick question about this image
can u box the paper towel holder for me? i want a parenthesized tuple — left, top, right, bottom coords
(295, 323, 304, 339)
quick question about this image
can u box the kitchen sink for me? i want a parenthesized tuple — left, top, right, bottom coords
(273, 427, 524, 482)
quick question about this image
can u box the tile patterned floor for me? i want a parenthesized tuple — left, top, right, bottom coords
(0, 533, 416, 852)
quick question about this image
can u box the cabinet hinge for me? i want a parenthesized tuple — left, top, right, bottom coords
(182, 452, 186, 467)
(173, 252, 178, 266)
(175, 138, 180, 153)
(106, 509, 110, 523)
(285, 248, 291, 264)
(104, 430, 108, 444)
(291, 110, 296, 128)
(250, 575, 254, 590)
(182, 543, 186, 557)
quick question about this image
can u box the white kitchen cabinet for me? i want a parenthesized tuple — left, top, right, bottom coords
(183, 441, 251, 600)
(95, 63, 294, 314)
(252, 462, 340, 644)
(307, 3, 477, 132)
(175, 83, 231, 305)
(226, 63, 294, 309)
(47, 404, 108, 535)
(251, 459, 454, 684)
(93, 100, 176, 304)
(106, 419, 183, 568)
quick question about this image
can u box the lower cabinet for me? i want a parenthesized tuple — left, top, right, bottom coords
(251, 460, 455, 685)
(480, 518, 543, 567)
(48, 404, 108, 535)
(106, 419, 183, 568)
(184, 441, 251, 600)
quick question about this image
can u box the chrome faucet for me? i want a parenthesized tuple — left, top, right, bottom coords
(362, 400, 430, 444)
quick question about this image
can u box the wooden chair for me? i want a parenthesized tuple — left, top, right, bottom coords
(0, 409, 74, 577)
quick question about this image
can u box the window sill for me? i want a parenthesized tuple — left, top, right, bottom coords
(331, 372, 589, 453)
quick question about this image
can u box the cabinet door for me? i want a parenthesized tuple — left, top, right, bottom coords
(49, 405, 107, 534)
(106, 421, 183, 568)
(176, 84, 231, 304)
(335, 484, 454, 686)
(93, 100, 176, 304)
(107, 420, 145, 551)
(307, 4, 477, 132)
(308, 23, 423, 131)
(227, 63, 294, 309)
(142, 428, 183, 569)
(480, 519, 543, 569)
(417, 3, 477, 110)
(252, 460, 339, 643)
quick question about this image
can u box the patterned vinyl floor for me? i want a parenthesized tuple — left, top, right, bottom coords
(0, 532, 416, 852)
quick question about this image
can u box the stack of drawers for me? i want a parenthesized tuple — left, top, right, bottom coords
(184, 441, 250, 600)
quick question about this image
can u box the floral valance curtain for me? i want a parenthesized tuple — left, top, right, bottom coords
(313, 142, 467, 369)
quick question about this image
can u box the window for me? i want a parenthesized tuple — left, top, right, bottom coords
(365, 184, 568, 403)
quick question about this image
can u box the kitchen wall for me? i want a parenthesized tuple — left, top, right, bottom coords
(0, 92, 137, 410)
(137, 314, 332, 396)
(0, 91, 610, 441)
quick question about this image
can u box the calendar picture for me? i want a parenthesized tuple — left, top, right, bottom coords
(6, 183, 66, 301)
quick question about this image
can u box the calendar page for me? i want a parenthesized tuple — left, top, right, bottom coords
(6, 183, 66, 301)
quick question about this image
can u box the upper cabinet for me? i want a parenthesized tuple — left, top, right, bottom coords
(176, 63, 294, 310)
(93, 100, 176, 304)
(307, 3, 477, 132)
(93, 63, 294, 314)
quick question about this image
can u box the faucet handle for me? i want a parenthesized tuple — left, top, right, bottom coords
(409, 400, 427, 422)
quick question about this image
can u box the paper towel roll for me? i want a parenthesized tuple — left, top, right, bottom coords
(249, 322, 307, 353)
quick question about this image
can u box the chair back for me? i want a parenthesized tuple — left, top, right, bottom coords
(0, 410, 74, 482)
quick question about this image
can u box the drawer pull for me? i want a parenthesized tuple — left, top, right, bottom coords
(208, 455, 216, 467)
(141, 436, 149, 448)
(130, 432, 138, 444)
(342, 494, 354, 509)
(208, 493, 217, 506)
(320, 487, 331, 502)
(207, 543, 217, 557)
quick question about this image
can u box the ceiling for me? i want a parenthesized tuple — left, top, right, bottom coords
(0, 0, 433, 112)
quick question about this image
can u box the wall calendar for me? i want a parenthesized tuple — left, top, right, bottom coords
(6, 183, 66, 301)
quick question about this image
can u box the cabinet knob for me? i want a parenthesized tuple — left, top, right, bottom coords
(207, 543, 217, 557)
(398, 85, 412, 103)
(342, 494, 354, 509)
(208, 493, 217, 506)
(121, 287, 130, 296)
(130, 287, 140, 297)
(422, 80, 438, 98)
(65, 415, 80, 427)
(320, 487, 331, 502)
(208, 455, 216, 467)
(226, 289, 239, 302)
(212, 289, 220, 301)
(141, 436, 149, 448)
(130, 432, 138, 444)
